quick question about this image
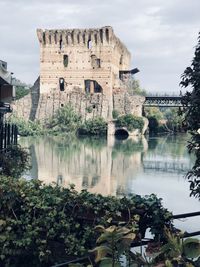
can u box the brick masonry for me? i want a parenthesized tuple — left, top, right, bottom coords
(12, 26, 147, 133)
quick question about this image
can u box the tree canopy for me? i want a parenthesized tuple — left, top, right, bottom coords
(180, 32, 200, 198)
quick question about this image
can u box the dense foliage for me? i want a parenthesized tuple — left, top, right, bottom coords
(115, 114, 144, 132)
(89, 226, 200, 267)
(15, 86, 30, 100)
(112, 109, 120, 119)
(78, 117, 107, 136)
(48, 104, 82, 134)
(48, 105, 107, 136)
(0, 145, 30, 178)
(8, 115, 45, 136)
(144, 107, 184, 134)
(180, 32, 200, 198)
(164, 107, 184, 132)
(0, 176, 172, 266)
(125, 78, 147, 96)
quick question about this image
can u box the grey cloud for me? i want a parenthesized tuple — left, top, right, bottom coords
(0, 0, 199, 93)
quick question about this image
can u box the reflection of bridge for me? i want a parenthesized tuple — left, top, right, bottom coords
(144, 96, 182, 107)
(143, 160, 192, 174)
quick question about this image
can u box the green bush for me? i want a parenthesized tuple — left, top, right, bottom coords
(78, 117, 107, 136)
(0, 145, 30, 178)
(0, 176, 172, 266)
(112, 109, 119, 119)
(15, 86, 30, 100)
(8, 116, 45, 136)
(115, 114, 144, 132)
(48, 104, 82, 134)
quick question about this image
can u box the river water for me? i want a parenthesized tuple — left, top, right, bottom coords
(19, 134, 199, 233)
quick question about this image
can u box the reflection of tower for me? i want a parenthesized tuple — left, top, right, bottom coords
(57, 174, 63, 186)
(19, 135, 148, 197)
(111, 136, 148, 195)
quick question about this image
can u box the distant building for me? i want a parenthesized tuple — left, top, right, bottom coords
(0, 60, 13, 119)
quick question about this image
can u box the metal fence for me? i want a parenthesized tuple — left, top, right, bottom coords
(0, 122, 18, 151)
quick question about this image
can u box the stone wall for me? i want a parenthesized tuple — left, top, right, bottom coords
(12, 82, 109, 122)
(113, 90, 145, 117)
(12, 79, 145, 126)
(37, 26, 131, 98)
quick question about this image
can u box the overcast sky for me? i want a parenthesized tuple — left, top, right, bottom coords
(0, 0, 199, 93)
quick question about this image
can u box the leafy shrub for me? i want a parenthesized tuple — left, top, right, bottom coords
(85, 106, 93, 113)
(48, 104, 82, 134)
(115, 114, 144, 132)
(78, 117, 107, 136)
(8, 115, 45, 136)
(0, 145, 30, 178)
(15, 86, 30, 100)
(112, 109, 119, 119)
(0, 177, 172, 266)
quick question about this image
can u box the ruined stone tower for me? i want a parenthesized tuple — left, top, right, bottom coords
(37, 26, 131, 118)
(13, 27, 145, 123)
(37, 26, 130, 93)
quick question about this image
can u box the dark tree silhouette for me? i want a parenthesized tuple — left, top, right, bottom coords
(180, 32, 200, 198)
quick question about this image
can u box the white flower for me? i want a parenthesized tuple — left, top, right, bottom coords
(197, 128, 200, 134)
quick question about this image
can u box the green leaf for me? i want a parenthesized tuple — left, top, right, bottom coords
(183, 238, 200, 258)
(105, 226, 117, 233)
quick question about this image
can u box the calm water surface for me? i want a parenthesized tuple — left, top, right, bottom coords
(19, 134, 199, 233)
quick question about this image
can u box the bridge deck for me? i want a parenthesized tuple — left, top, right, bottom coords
(144, 96, 182, 107)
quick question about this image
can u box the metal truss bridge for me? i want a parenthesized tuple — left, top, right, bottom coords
(144, 96, 182, 107)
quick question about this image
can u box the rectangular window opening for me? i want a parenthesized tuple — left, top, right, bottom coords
(63, 55, 68, 67)
(59, 78, 65, 91)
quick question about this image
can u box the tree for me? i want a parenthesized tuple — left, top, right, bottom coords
(145, 107, 164, 121)
(180, 32, 200, 198)
(124, 77, 146, 96)
(144, 107, 163, 134)
(15, 86, 30, 100)
(164, 107, 184, 132)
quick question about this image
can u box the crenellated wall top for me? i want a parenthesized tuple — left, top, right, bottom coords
(37, 26, 130, 56)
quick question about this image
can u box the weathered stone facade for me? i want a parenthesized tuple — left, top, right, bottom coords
(12, 26, 146, 129)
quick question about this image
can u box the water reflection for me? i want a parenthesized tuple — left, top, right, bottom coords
(20, 134, 195, 195)
(20, 135, 200, 231)
(20, 134, 199, 233)
(20, 135, 148, 196)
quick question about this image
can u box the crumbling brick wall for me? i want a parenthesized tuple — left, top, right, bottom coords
(12, 26, 145, 123)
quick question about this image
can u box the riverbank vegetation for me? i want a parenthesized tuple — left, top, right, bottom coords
(8, 115, 45, 136)
(115, 114, 144, 133)
(144, 106, 184, 134)
(9, 105, 145, 137)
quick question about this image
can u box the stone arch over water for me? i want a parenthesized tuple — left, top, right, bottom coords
(114, 128, 129, 140)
